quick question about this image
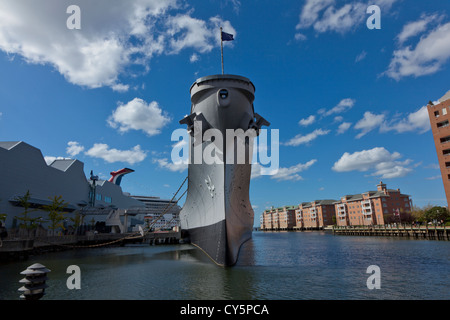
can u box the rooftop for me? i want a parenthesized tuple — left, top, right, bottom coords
(0, 141, 22, 150)
(439, 90, 450, 103)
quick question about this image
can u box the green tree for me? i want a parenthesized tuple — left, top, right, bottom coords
(411, 204, 432, 223)
(331, 215, 336, 225)
(423, 206, 449, 224)
(69, 212, 83, 234)
(43, 195, 68, 234)
(15, 190, 42, 231)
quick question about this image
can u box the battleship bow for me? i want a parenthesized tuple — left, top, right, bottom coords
(179, 74, 269, 266)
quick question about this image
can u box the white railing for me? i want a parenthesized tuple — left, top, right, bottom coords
(362, 200, 372, 215)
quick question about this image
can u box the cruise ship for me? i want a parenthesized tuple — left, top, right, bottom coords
(130, 195, 181, 231)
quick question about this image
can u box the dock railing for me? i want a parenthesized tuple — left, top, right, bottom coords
(0, 230, 182, 255)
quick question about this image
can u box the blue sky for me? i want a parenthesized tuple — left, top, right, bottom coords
(1, 0, 450, 226)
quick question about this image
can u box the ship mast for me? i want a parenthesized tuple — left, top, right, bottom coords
(220, 27, 224, 74)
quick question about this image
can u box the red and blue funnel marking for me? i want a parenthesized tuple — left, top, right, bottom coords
(108, 168, 134, 186)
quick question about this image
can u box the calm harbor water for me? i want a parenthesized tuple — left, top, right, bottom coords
(1, 231, 449, 300)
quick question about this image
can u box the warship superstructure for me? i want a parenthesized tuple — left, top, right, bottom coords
(179, 74, 269, 266)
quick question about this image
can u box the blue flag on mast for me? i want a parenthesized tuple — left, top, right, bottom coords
(221, 31, 234, 41)
(220, 28, 233, 74)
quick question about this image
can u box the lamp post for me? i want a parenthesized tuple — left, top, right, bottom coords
(89, 170, 99, 207)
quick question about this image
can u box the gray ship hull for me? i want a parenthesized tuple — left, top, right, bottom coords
(179, 74, 268, 266)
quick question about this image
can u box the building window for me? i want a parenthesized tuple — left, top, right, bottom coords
(104, 196, 112, 203)
(443, 108, 448, 115)
(440, 136, 450, 144)
(96, 194, 102, 201)
(443, 149, 450, 156)
(437, 120, 449, 128)
(434, 110, 440, 117)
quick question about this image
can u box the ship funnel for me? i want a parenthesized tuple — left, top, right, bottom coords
(108, 168, 135, 186)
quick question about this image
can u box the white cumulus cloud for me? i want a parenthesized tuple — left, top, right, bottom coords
(66, 141, 85, 157)
(332, 147, 413, 179)
(354, 111, 385, 139)
(381, 106, 431, 134)
(166, 15, 235, 54)
(190, 53, 199, 63)
(296, 0, 398, 34)
(386, 20, 450, 80)
(0, 0, 235, 91)
(153, 157, 188, 172)
(353, 106, 431, 138)
(299, 115, 316, 126)
(252, 160, 317, 181)
(108, 98, 171, 136)
(284, 129, 330, 146)
(85, 143, 147, 165)
(396, 13, 442, 45)
(320, 98, 355, 117)
(337, 122, 352, 134)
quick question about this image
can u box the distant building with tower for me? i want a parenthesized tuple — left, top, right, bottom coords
(333, 181, 412, 226)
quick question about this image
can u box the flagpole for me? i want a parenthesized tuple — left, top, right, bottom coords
(220, 27, 224, 75)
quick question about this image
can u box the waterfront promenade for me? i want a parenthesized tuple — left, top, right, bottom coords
(0, 230, 181, 258)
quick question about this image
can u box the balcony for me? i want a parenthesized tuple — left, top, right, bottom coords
(361, 200, 372, 215)
(337, 211, 347, 218)
(337, 204, 347, 217)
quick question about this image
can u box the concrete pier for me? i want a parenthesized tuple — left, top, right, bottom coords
(0, 231, 182, 259)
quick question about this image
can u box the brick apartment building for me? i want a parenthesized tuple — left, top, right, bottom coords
(334, 181, 412, 226)
(427, 90, 450, 208)
(260, 206, 296, 231)
(260, 182, 412, 230)
(260, 201, 336, 231)
(295, 200, 337, 229)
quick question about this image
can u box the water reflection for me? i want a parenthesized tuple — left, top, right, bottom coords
(1, 232, 449, 300)
(236, 237, 257, 266)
